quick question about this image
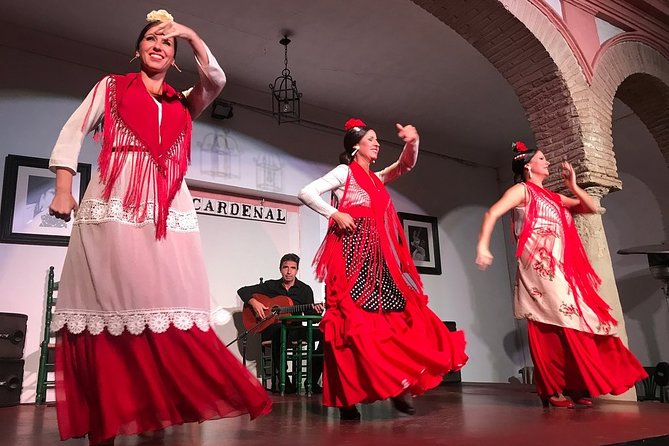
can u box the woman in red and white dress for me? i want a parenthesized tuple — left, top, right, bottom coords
(299, 119, 467, 420)
(475, 142, 646, 408)
(48, 10, 271, 445)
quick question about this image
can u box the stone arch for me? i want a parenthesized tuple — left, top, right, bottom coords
(410, 0, 611, 187)
(592, 41, 669, 171)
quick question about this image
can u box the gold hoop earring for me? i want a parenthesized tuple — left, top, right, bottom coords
(525, 166, 532, 179)
(171, 61, 182, 73)
(129, 52, 139, 63)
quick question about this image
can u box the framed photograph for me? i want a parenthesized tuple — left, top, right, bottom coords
(0, 155, 91, 246)
(398, 212, 442, 275)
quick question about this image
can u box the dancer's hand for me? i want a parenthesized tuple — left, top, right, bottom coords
(152, 20, 199, 43)
(48, 192, 78, 222)
(396, 123, 418, 145)
(475, 246, 494, 270)
(331, 211, 356, 233)
(561, 160, 577, 191)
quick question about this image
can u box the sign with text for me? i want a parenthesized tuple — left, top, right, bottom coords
(192, 195, 287, 224)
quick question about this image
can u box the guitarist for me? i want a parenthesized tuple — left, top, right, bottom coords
(237, 253, 325, 394)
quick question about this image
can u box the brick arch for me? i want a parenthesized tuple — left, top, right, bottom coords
(591, 42, 669, 171)
(410, 0, 605, 187)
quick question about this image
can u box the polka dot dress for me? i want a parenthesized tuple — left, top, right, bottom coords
(343, 217, 406, 312)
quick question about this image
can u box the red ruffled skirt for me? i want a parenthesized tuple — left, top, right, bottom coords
(55, 325, 272, 444)
(321, 296, 467, 407)
(528, 320, 647, 398)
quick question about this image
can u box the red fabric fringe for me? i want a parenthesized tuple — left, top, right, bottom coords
(516, 182, 616, 330)
(98, 74, 192, 239)
(314, 162, 425, 313)
(312, 162, 468, 407)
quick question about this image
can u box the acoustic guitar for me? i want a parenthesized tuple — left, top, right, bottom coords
(242, 294, 319, 334)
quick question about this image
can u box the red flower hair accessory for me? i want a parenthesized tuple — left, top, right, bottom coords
(344, 118, 366, 131)
(512, 141, 528, 153)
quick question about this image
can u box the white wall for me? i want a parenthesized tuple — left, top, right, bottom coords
(0, 32, 536, 403)
(603, 100, 669, 367)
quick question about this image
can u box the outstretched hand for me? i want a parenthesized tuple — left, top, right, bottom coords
(396, 123, 418, 145)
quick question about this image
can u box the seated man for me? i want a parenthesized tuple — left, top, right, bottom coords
(238, 253, 324, 394)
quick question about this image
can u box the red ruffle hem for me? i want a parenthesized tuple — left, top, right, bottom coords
(321, 291, 468, 408)
(528, 320, 647, 398)
(55, 325, 272, 444)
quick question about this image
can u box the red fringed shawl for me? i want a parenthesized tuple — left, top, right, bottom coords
(516, 182, 617, 330)
(92, 73, 192, 239)
(314, 162, 427, 311)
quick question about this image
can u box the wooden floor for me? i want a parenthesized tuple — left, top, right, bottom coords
(2, 383, 669, 446)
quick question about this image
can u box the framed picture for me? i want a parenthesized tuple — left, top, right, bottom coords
(0, 155, 91, 246)
(398, 212, 442, 275)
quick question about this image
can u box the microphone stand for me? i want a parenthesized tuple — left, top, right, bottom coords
(227, 313, 278, 365)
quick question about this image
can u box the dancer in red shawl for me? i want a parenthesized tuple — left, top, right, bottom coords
(299, 119, 468, 420)
(48, 10, 271, 445)
(476, 142, 646, 408)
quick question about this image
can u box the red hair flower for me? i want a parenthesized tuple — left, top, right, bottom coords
(344, 118, 366, 131)
(512, 141, 528, 152)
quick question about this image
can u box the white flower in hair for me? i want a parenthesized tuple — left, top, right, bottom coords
(146, 9, 174, 23)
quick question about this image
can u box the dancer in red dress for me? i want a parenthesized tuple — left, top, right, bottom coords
(475, 142, 647, 408)
(48, 10, 271, 444)
(299, 119, 468, 420)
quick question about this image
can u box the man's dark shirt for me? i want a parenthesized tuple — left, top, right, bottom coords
(237, 278, 317, 315)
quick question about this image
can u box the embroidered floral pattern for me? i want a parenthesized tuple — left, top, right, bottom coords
(51, 309, 213, 336)
(559, 303, 580, 319)
(596, 323, 613, 335)
(529, 287, 543, 300)
(533, 247, 556, 281)
(76, 198, 199, 232)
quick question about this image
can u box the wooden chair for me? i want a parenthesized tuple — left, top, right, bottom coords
(35, 266, 58, 405)
(259, 338, 308, 393)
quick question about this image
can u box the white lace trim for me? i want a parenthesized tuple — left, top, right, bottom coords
(75, 198, 199, 232)
(52, 309, 212, 336)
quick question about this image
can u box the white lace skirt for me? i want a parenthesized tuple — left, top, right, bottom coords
(52, 157, 213, 337)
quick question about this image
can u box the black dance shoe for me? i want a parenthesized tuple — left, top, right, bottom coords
(339, 405, 361, 420)
(391, 391, 416, 415)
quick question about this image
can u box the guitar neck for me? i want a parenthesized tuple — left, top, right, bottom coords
(274, 303, 316, 314)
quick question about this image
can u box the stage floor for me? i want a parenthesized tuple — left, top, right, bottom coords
(2, 383, 669, 446)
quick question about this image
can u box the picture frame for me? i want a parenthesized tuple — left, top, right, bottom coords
(0, 155, 91, 247)
(398, 212, 442, 275)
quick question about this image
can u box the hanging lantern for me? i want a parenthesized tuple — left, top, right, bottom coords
(269, 35, 301, 124)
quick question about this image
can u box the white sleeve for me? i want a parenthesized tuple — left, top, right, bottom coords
(49, 78, 107, 174)
(185, 42, 227, 119)
(298, 164, 349, 218)
(376, 139, 419, 184)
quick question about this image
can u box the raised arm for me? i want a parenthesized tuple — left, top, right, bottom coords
(376, 123, 419, 184)
(475, 183, 526, 270)
(154, 21, 226, 118)
(557, 161, 598, 214)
